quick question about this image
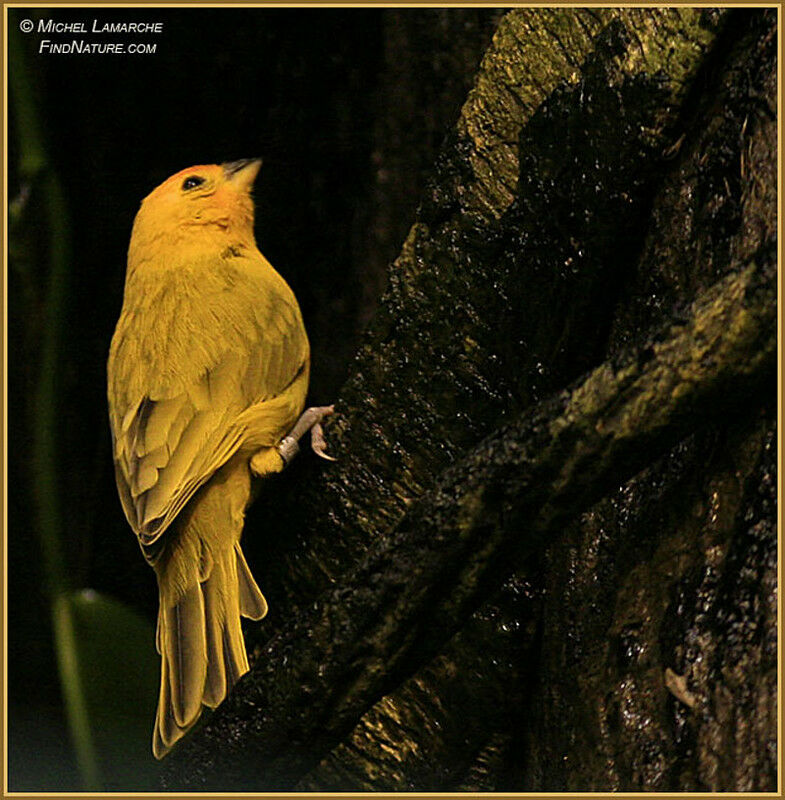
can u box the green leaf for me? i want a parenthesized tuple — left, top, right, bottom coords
(69, 589, 159, 790)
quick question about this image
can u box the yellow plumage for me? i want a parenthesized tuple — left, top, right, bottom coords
(107, 160, 309, 758)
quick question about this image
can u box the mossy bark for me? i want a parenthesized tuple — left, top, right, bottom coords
(162, 8, 777, 791)
(519, 10, 778, 791)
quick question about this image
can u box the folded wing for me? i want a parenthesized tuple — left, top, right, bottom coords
(108, 258, 309, 550)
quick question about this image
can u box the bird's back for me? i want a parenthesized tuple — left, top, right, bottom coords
(108, 247, 309, 543)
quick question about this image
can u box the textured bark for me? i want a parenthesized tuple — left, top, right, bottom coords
(165, 257, 774, 792)
(519, 10, 778, 791)
(161, 7, 777, 791)
(243, 7, 727, 615)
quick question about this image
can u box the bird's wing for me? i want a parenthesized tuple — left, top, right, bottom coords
(109, 263, 308, 546)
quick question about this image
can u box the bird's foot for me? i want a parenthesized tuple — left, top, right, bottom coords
(277, 405, 336, 466)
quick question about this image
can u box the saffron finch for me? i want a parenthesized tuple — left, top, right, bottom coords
(107, 160, 332, 758)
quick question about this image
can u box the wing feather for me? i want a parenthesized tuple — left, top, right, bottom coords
(108, 253, 309, 545)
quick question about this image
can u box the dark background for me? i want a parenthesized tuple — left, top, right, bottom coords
(7, 7, 500, 789)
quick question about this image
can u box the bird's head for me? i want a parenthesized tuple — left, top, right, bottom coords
(128, 159, 262, 268)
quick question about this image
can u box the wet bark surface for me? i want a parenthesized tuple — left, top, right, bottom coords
(161, 8, 777, 791)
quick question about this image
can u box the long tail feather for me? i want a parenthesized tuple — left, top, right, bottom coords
(236, 542, 268, 620)
(201, 572, 228, 709)
(152, 534, 266, 758)
(167, 584, 207, 727)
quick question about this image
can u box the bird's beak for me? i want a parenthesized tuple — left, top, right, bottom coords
(222, 158, 262, 190)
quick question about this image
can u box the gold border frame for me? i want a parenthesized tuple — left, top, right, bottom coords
(2, 3, 780, 798)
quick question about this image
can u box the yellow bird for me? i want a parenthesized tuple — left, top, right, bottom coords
(107, 160, 332, 758)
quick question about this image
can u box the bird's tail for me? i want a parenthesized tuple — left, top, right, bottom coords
(152, 529, 267, 759)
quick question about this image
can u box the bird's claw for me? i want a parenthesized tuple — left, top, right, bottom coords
(277, 404, 336, 466)
(311, 421, 336, 461)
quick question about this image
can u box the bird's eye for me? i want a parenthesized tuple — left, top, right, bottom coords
(182, 175, 205, 191)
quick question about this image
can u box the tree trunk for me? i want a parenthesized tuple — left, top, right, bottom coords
(162, 8, 777, 791)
